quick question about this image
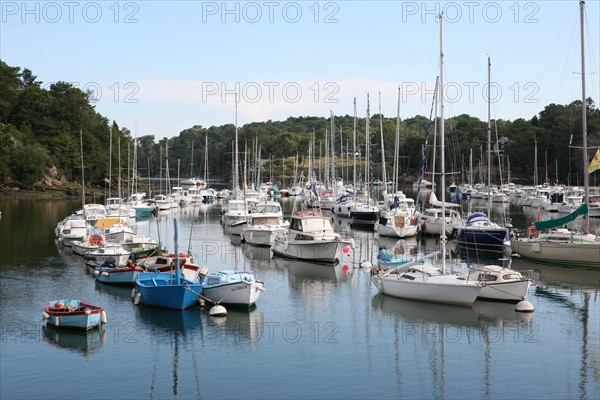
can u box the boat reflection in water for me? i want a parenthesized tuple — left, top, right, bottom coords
(241, 242, 273, 264)
(95, 280, 135, 300)
(275, 257, 351, 284)
(371, 293, 534, 327)
(42, 323, 106, 357)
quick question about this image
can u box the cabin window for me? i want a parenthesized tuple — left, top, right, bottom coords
(503, 274, 520, 280)
(478, 274, 498, 282)
(207, 278, 221, 285)
(294, 234, 312, 240)
(290, 219, 302, 231)
(156, 258, 168, 265)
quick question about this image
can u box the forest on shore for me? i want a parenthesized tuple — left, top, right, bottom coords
(1, 60, 599, 194)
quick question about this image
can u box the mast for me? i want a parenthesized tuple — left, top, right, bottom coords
(394, 87, 401, 194)
(108, 126, 112, 199)
(204, 133, 209, 187)
(330, 111, 336, 188)
(80, 129, 85, 210)
(379, 91, 387, 195)
(487, 56, 492, 215)
(439, 12, 447, 273)
(580, 0, 590, 234)
(353, 97, 357, 196)
(365, 93, 371, 205)
(118, 134, 122, 202)
(235, 94, 239, 193)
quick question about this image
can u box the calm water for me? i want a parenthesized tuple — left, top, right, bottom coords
(0, 196, 599, 400)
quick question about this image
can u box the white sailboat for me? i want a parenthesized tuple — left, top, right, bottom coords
(371, 13, 483, 306)
(510, 0, 600, 269)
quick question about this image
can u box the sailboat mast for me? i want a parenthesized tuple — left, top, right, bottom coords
(394, 87, 401, 194)
(205, 133, 209, 186)
(487, 56, 492, 215)
(379, 92, 387, 193)
(580, 0, 590, 234)
(353, 98, 357, 195)
(235, 94, 239, 192)
(366, 93, 371, 205)
(108, 126, 112, 199)
(80, 129, 85, 210)
(439, 12, 447, 272)
(330, 111, 336, 188)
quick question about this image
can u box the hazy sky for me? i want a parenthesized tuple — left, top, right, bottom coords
(2, 1, 599, 139)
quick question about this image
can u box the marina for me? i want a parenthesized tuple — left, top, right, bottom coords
(0, 196, 598, 399)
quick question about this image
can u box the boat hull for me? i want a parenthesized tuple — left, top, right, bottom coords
(243, 227, 286, 246)
(94, 267, 140, 284)
(377, 223, 418, 238)
(510, 238, 600, 269)
(271, 237, 343, 263)
(373, 275, 482, 306)
(135, 272, 202, 309)
(479, 280, 530, 301)
(44, 300, 104, 330)
(202, 281, 264, 307)
(453, 226, 509, 249)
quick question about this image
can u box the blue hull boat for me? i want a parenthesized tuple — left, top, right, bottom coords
(134, 271, 203, 310)
(133, 218, 204, 310)
(452, 212, 509, 249)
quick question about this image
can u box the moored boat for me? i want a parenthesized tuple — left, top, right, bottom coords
(202, 270, 265, 307)
(42, 300, 106, 330)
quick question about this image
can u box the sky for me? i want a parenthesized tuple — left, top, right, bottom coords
(1, 0, 599, 140)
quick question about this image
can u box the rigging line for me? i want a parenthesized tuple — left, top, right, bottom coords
(414, 76, 440, 212)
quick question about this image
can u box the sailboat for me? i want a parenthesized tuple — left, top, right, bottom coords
(133, 218, 205, 309)
(510, 0, 600, 270)
(371, 13, 483, 306)
(452, 57, 510, 251)
(377, 89, 419, 238)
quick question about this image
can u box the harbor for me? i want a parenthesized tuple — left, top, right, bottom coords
(0, 196, 598, 399)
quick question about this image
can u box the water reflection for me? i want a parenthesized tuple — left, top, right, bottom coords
(275, 257, 350, 283)
(42, 324, 106, 357)
(241, 243, 273, 265)
(95, 280, 134, 299)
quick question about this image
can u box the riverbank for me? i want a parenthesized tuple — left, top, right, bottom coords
(0, 183, 106, 200)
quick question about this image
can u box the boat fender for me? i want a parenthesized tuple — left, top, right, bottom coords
(94, 270, 100, 275)
(131, 288, 137, 299)
(349, 238, 355, 249)
(134, 293, 141, 305)
(101, 311, 108, 324)
(102, 272, 110, 277)
(84, 308, 91, 315)
(42, 311, 50, 320)
(53, 316, 60, 326)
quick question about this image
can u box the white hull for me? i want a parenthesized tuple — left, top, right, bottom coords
(511, 238, 600, 268)
(272, 236, 343, 263)
(377, 223, 418, 238)
(202, 281, 263, 306)
(372, 273, 482, 306)
(242, 227, 286, 246)
(479, 280, 530, 301)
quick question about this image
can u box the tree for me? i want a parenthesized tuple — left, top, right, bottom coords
(9, 144, 49, 184)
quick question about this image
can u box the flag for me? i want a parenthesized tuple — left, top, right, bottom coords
(589, 149, 600, 174)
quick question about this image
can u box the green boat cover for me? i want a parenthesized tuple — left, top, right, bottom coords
(534, 204, 589, 231)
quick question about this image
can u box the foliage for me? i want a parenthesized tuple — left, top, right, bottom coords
(1, 60, 599, 188)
